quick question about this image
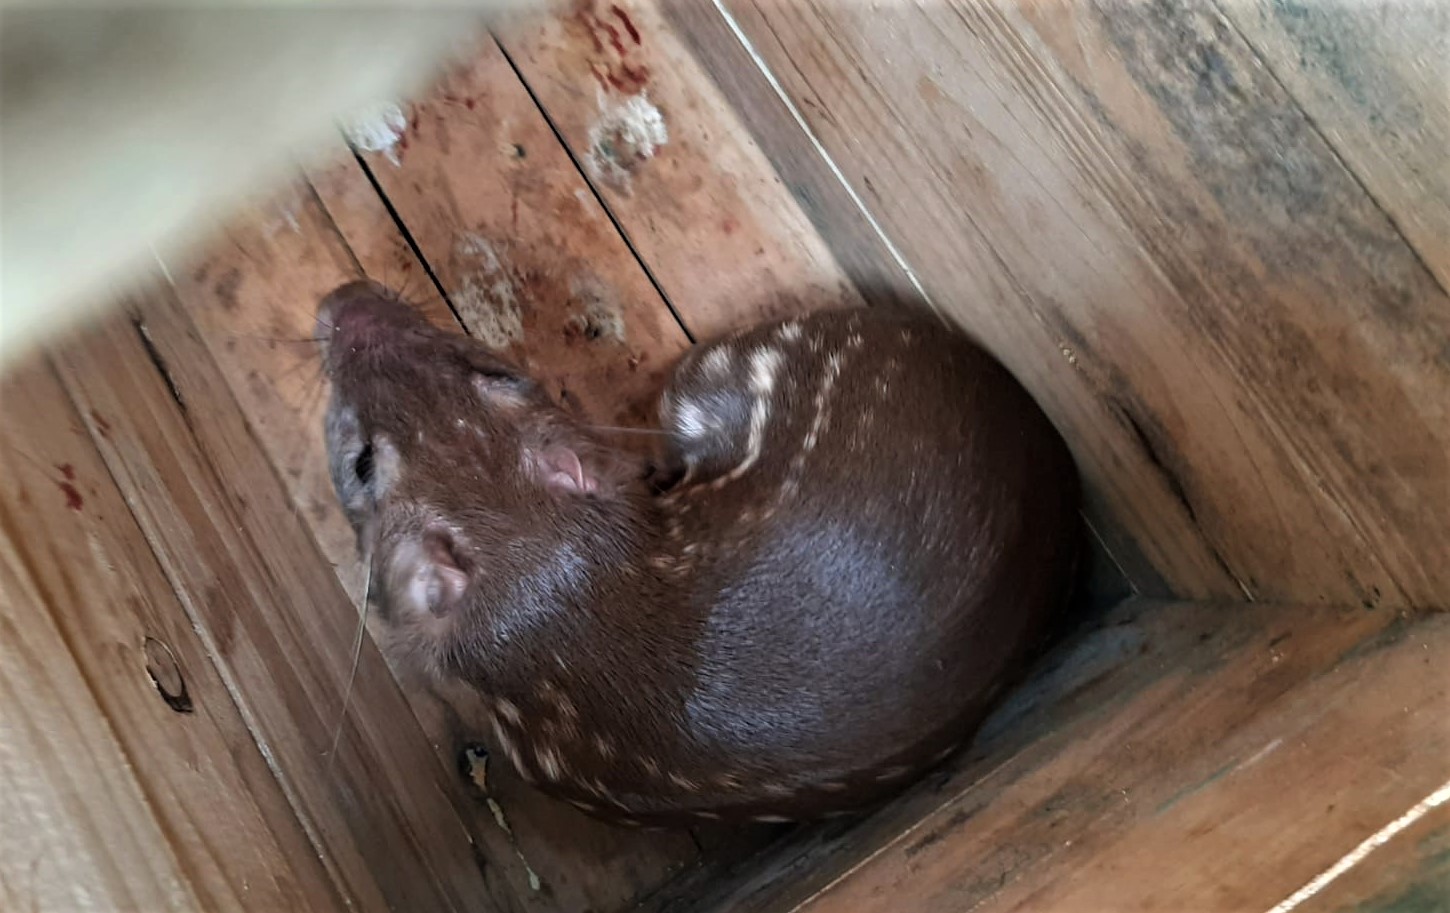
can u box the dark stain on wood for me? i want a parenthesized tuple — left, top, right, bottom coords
(56, 479, 83, 511)
(131, 319, 187, 415)
(568, 0, 652, 95)
(52, 462, 84, 510)
(143, 635, 195, 714)
(213, 267, 244, 312)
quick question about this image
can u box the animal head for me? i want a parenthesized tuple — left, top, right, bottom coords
(315, 280, 622, 676)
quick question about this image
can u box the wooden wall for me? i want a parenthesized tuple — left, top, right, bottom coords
(670, 0, 1450, 611)
(2, 5, 860, 910)
(4, 1, 1447, 912)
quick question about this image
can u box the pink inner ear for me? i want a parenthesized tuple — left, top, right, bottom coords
(531, 445, 597, 494)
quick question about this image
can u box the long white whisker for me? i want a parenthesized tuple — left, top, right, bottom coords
(326, 531, 374, 773)
(584, 423, 670, 438)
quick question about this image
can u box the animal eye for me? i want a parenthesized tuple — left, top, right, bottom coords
(354, 442, 375, 484)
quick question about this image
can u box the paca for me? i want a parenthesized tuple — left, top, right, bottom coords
(317, 280, 1081, 826)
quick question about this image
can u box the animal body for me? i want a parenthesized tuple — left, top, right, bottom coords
(317, 279, 1080, 826)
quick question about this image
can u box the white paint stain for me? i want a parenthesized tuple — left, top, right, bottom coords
(486, 797, 543, 892)
(566, 275, 627, 342)
(342, 101, 408, 166)
(586, 91, 668, 188)
(453, 233, 524, 349)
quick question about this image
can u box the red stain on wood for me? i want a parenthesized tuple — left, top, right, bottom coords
(601, 20, 627, 56)
(55, 480, 83, 511)
(56, 463, 76, 481)
(581, 17, 605, 53)
(570, 2, 650, 95)
(611, 5, 641, 44)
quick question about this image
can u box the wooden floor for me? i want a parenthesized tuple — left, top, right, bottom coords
(4, 1, 1447, 912)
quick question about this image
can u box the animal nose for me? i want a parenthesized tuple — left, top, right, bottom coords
(316, 279, 394, 349)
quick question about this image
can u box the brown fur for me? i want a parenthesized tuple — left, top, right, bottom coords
(317, 279, 1081, 826)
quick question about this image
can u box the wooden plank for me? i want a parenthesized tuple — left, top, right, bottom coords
(660, 0, 1156, 605)
(168, 174, 379, 602)
(0, 576, 198, 913)
(160, 149, 704, 910)
(786, 605, 1450, 913)
(656, 598, 1447, 913)
(495, 0, 864, 339)
(658, 0, 923, 309)
(1288, 800, 1450, 913)
(351, 37, 692, 429)
(0, 354, 342, 913)
(48, 287, 506, 913)
(1, 377, 198, 913)
(1216, 0, 1450, 292)
(714, 0, 1450, 609)
(307, 152, 705, 912)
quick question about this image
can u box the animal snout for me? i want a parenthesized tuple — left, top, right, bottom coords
(316, 279, 412, 355)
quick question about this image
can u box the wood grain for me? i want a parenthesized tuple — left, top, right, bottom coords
(1, 371, 199, 913)
(496, 0, 863, 339)
(308, 151, 705, 913)
(0, 354, 343, 913)
(790, 606, 1450, 913)
(660, 0, 1150, 607)
(167, 173, 378, 602)
(1, 577, 199, 913)
(1216, 0, 1450, 292)
(353, 37, 692, 429)
(47, 287, 506, 913)
(716, 0, 1450, 610)
(1288, 800, 1450, 913)
(654, 597, 1448, 913)
(659, 0, 924, 307)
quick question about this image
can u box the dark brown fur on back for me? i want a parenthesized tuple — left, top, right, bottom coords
(317, 280, 1080, 827)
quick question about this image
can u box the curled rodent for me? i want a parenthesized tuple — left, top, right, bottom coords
(317, 279, 1081, 826)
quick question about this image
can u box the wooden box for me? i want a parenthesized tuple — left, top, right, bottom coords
(4, 2, 1446, 911)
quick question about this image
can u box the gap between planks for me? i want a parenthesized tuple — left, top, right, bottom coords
(489, 31, 698, 344)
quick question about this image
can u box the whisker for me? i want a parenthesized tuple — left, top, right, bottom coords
(274, 351, 324, 385)
(226, 332, 326, 345)
(326, 528, 374, 775)
(281, 366, 331, 473)
(289, 366, 327, 435)
(8, 446, 65, 478)
(584, 423, 671, 438)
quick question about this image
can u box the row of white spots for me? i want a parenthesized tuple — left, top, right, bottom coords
(711, 346, 785, 488)
(782, 342, 847, 502)
(701, 346, 733, 375)
(490, 684, 847, 825)
(674, 400, 709, 440)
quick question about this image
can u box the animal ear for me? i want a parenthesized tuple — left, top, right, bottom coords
(398, 528, 470, 618)
(526, 444, 599, 495)
(473, 373, 534, 410)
